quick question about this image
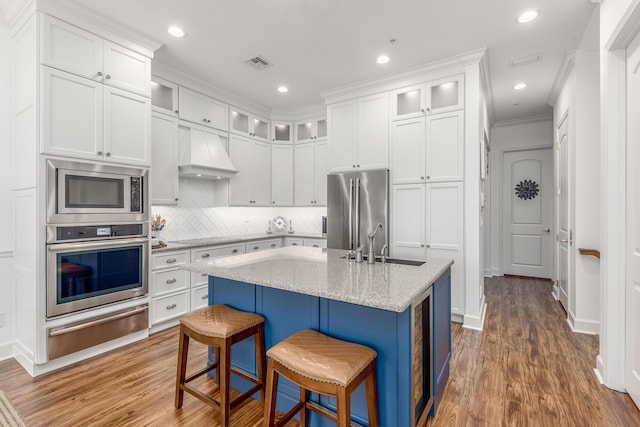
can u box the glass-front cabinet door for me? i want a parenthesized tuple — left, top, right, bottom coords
(253, 117, 269, 142)
(391, 84, 426, 121)
(231, 108, 250, 136)
(272, 121, 293, 143)
(425, 75, 464, 115)
(230, 107, 270, 143)
(150, 77, 178, 116)
(295, 117, 327, 143)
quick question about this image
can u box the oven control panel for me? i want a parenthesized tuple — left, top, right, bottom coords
(53, 223, 146, 241)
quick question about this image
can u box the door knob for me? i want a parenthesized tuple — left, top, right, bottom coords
(543, 228, 551, 233)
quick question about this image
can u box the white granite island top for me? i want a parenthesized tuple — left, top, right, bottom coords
(180, 246, 453, 313)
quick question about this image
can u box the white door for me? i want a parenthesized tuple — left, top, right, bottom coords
(426, 110, 464, 182)
(626, 30, 640, 409)
(327, 100, 356, 171)
(103, 86, 150, 166)
(178, 87, 207, 125)
(271, 144, 293, 206)
(557, 116, 570, 311)
(503, 148, 554, 278)
(391, 184, 426, 261)
(356, 92, 388, 170)
(228, 135, 253, 206)
(391, 117, 426, 184)
(315, 140, 329, 205)
(151, 114, 179, 205)
(102, 40, 151, 97)
(251, 140, 271, 206)
(294, 142, 315, 206)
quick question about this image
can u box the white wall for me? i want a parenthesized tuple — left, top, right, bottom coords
(489, 118, 554, 276)
(0, 23, 15, 357)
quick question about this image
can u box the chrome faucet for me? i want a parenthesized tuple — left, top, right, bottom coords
(355, 245, 365, 262)
(367, 223, 383, 264)
(380, 244, 388, 264)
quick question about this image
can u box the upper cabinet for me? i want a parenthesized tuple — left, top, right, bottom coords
(179, 87, 228, 131)
(40, 14, 151, 97)
(230, 107, 270, 143)
(327, 92, 388, 172)
(271, 144, 294, 206)
(151, 77, 179, 116)
(391, 75, 464, 121)
(228, 135, 271, 206)
(272, 121, 293, 144)
(295, 117, 327, 143)
(151, 113, 179, 205)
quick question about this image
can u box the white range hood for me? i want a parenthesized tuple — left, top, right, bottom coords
(179, 128, 238, 179)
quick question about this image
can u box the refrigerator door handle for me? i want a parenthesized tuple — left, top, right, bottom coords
(355, 177, 360, 249)
(348, 178, 354, 250)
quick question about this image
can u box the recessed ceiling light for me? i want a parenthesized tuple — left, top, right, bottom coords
(517, 10, 538, 23)
(377, 55, 390, 64)
(277, 86, 289, 93)
(514, 83, 527, 90)
(168, 26, 186, 37)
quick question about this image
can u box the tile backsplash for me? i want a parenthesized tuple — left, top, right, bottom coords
(152, 178, 327, 241)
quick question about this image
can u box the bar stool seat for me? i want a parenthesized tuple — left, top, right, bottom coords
(175, 304, 266, 427)
(263, 329, 379, 427)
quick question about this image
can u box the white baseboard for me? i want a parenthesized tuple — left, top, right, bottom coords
(0, 341, 14, 361)
(149, 319, 180, 335)
(567, 311, 599, 335)
(483, 268, 492, 278)
(451, 313, 464, 324)
(491, 268, 502, 277)
(463, 302, 487, 331)
(552, 282, 559, 300)
(594, 354, 605, 384)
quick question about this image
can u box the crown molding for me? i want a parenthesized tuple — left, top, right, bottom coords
(492, 114, 553, 128)
(320, 48, 487, 105)
(547, 51, 576, 107)
(271, 104, 326, 121)
(1, 0, 31, 27)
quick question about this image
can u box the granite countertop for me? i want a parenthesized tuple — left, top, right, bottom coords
(152, 232, 326, 253)
(180, 246, 453, 313)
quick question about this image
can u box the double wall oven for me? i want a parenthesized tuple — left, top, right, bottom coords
(46, 159, 150, 360)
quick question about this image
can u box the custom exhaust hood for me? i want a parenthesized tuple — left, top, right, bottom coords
(179, 128, 238, 179)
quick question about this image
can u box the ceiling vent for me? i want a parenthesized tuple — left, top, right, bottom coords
(245, 55, 273, 70)
(510, 53, 543, 67)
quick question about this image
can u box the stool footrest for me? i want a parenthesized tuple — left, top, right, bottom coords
(185, 362, 218, 384)
(274, 401, 305, 427)
(306, 401, 365, 427)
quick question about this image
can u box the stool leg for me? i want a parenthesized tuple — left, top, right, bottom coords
(263, 359, 279, 427)
(175, 325, 189, 409)
(219, 339, 232, 427)
(336, 387, 351, 427)
(365, 366, 380, 427)
(255, 324, 267, 403)
(214, 347, 221, 385)
(299, 387, 309, 427)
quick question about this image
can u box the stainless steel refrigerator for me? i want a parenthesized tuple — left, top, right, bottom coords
(326, 169, 389, 255)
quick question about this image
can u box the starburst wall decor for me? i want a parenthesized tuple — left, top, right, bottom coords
(515, 179, 539, 200)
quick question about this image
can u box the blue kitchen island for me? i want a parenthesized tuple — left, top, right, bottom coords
(182, 247, 452, 426)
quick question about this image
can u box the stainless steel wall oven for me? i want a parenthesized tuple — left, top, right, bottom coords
(46, 223, 149, 318)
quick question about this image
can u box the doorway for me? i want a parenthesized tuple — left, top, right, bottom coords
(502, 148, 553, 279)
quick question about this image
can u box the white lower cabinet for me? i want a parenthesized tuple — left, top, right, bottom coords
(152, 268, 189, 297)
(247, 238, 282, 252)
(303, 238, 327, 248)
(152, 292, 189, 325)
(284, 237, 304, 246)
(191, 285, 210, 311)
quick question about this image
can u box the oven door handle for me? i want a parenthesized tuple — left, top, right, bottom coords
(49, 305, 148, 337)
(47, 237, 149, 252)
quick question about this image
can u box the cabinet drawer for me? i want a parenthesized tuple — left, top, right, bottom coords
(191, 285, 209, 311)
(192, 271, 209, 288)
(191, 243, 245, 261)
(303, 238, 327, 249)
(152, 268, 189, 297)
(152, 251, 188, 270)
(247, 239, 282, 252)
(152, 292, 189, 325)
(285, 237, 304, 247)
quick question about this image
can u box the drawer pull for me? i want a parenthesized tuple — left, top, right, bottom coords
(166, 304, 177, 310)
(166, 258, 177, 264)
(166, 278, 177, 284)
(201, 294, 208, 300)
(253, 246, 259, 250)
(270, 243, 276, 247)
(292, 243, 298, 246)
(201, 253, 210, 258)
(201, 273, 207, 277)
(313, 244, 319, 248)
(231, 249, 238, 253)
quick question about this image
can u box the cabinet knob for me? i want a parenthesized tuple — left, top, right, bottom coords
(97, 71, 103, 77)
(201, 253, 210, 258)
(175, 110, 179, 114)
(174, 198, 179, 201)
(97, 151, 103, 156)
(201, 294, 208, 300)
(105, 74, 111, 80)
(270, 243, 276, 247)
(231, 249, 238, 253)
(357, 164, 360, 167)
(273, 201, 275, 204)
(313, 244, 319, 248)
(426, 176, 430, 179)
(426, 107, 431, 113)
(421, 108, 426, 114)
(203, 118, 207, 122)
(421, 176, 425, 180)
(352, 165, 356, 168)
(427, 244, 431, 248)
(106, 152, 112, 157)
(292, 243, 298, 246)
(421, 244, 425, 247)
(253, 246, 259, 250)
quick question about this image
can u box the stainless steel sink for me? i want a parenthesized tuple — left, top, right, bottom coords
(339, 255, 425, 266)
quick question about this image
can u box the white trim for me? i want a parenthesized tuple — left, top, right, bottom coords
(451, 313, 464, 324)
(595, 355, 605, 385)
(492, 115, 553, 128)
(483, 268, 492, 277)
(548, 51, 576, 106)
(479, 51, 496, 126)
(567, 310, 599, 335)
(462, 302, 487, 331)
(552, 281, 559, 300)
(0, 251, 13, 259)
(0, 342, 14, 361)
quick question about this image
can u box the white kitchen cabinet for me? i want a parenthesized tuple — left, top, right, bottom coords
(150, 249, 190, 328)
(295, 117, 327, 143)
(272, 120, 293, 143)
(230, 106, 270, 142)
(151, 113, 179, 205)
(191, 285, 210, 311)
(178, 86, 228, 131)
(151, 268, 189, 297)
(41, 66, 150, 166)
(391, 110, 464, 184)
(391, 75, 464, 121)
(294, 140, 328, 206)
(152, 250, 189, 270)
(229, 135, 271, 206)
(391, 184, 426, 261)
(303, 238, 327, 248)
(246, 239, 282, 252)
(271, 144, 294, 206)
(40, 14, 151, 97)
(284, 237, 304, 246)
(152, 292, 190, 325)
(151, 76, 178, 116)
(328, 93, 388, 172)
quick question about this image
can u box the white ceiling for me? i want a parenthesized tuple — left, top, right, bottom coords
(10, 0, 598, 122)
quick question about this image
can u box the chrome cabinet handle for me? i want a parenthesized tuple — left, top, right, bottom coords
(270, 243, 276, 247)
(201, 253, 210, 258)
(253, 246, 259, 250)
(231, 249, 238, 253)
(166, 304, 177, 310)
(292, 243, 298, 246)
(201, 294, 208, 300)
(166, 258, 177, 264)
(201, 273, 207, 277)
(174, 198, 179, 201)
(166, 278, 177, 284)
(313, 244, 319, 248)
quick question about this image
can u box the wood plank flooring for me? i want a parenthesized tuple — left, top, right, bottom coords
(0, 276, 638, 426)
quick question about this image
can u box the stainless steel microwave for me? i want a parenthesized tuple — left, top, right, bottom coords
(47, 159, 148, 224)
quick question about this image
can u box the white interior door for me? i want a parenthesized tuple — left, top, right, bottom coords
(503, 148, 553, 279)
(557, 116, 570, 312)
(626, 29, 640, 409)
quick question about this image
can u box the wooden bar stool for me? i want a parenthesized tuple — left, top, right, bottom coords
(263, 329, 379, 427)
(175, 304, 266, 427)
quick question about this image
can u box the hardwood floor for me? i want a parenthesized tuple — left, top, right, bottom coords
(0, 276, 638, 426)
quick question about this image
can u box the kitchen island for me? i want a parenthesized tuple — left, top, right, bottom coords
(181, 247, 452, 426)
